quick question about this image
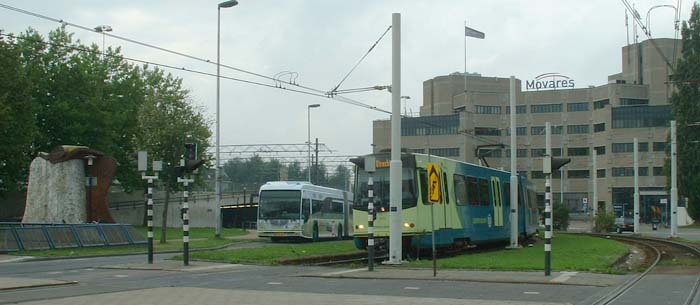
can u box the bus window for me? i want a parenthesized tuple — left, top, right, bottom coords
(312, 199, 321, 216)
(302, 199, 310, 222)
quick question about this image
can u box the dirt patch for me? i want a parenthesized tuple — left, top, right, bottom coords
(613, 244, 648, 272)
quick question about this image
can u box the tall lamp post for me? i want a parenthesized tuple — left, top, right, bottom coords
(216, 0, 238, 237)
(94, 25, 112, 57)
(307, 104, 321, 183)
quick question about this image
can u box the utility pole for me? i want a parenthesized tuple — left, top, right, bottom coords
(592, 150, 598, 219)
(387, 12, 403, 264)
(671, 120, 678, 238)
(315, 137, 319, 184)
(509, 76, 519, 248)
(634, 137, 640, 234)
(365, 156, 376, 271)
(544, 122, 552, 276)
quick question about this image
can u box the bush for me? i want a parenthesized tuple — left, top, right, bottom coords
(594, 213, 616, 233)
(553, 202, 570, 231)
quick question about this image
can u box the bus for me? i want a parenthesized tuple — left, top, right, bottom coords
(257, 181, 352, 241)
(351, 153, 539, 250)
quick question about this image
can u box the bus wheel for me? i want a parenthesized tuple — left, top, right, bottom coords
(337, 225, 343, 240)
(312, 222, 319, 242)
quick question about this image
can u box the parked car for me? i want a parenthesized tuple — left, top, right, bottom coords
(614, 216, 635, 233)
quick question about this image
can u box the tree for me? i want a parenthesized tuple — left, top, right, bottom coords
(135, 68, 211, 243)
(670, 3, 700, 221)
(0, 33, 34, 194)
(326, 165, 351, 191)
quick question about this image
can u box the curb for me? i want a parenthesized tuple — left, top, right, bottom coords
(0, 280, 79, 291)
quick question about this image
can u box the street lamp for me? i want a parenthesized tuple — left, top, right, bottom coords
(94, 25, 112, 57)
(400, 95, 410, 116)
(308, 104, 321, 183)
(215, 0, 238, 238)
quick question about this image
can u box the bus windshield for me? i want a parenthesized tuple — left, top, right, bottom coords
(259, 190, 301, 220)
(354, 168, 417, 211)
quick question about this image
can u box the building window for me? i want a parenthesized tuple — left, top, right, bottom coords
(611, 105, 672, 129)
(612, 143, 634, 153)
(410, 148, 425, 154)
(401, 114, 459, 136)
(567, 124, 590, 134)
(506, 105, 527, 114)
(638, 167, 649, 176)
(597, 169, 606, 178)
(517, 149, 528, 158)
(531, 103, 562, 113)
(429, 148, 459, 157)
(531, 148, 546, 157)
(568, 147, 590, 156)
(594, 123, 606, 132)
(653, 142, 666, 152)
(653, 167, 664, 176)
(552, 148, 562, 157)
(594, 99, 610, 109)
(479, 148, 502, 158)
(619, 98, 649, 106)
(638, 142, 649, 152)
(594, 146, 606, 155)
(531, 171, 546, 179)
(612, 167, 634, 177)
(532, 125, 563, 135)
(568, 170, 590, 179)
(567, 102, 589, 112)
(505, 127, 528, 136)
(475, 127, 501, 136)
(476, 105, 502, 114)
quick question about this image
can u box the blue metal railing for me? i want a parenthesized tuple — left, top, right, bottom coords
(0, 223, 146, 252)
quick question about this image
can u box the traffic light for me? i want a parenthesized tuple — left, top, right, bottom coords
(175, 143, 204, 176)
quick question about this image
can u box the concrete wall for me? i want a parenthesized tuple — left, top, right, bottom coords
(109, 191, 219, 228)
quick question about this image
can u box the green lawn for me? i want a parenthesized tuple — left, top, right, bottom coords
(407, 233, 629, 273)
(13, 227, 254, 258)
(180, 240, 360, 265)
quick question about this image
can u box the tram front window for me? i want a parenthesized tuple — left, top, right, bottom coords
(259, 190, 301, 220)
(354, 168, 417, 211)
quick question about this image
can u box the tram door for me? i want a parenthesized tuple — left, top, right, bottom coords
(491, 177, 504, 227)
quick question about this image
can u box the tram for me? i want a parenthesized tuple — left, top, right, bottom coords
(351, 153, 538, 250)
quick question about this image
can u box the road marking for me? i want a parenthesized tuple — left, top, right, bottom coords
(266, 282, 282, 285)
(524, 291, 540, 295)
(47, 271, 63, 275)
(183, 264, 243, 272)
(0, 256, 32, 263)
(550, 271, 578, 283)
(114, 274, 128, 278)
(322, 268, 366, 276)
(404, 287, 420, 290)
(84, 268, 94, 271)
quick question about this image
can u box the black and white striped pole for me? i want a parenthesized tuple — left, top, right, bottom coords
(365, 156, 376, 271)
(138, 151, 162, 265)
(542, 122, 570, 276)
(177, 159, 194, 266)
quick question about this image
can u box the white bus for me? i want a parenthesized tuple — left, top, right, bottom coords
(257, 181, 352, 241)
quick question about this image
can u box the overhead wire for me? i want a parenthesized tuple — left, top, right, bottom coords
(0, 3, 389, 114)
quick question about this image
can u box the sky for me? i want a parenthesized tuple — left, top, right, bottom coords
(0, 0, 692, 164)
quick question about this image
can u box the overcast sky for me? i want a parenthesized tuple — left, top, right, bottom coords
(0, 0, 692, 162)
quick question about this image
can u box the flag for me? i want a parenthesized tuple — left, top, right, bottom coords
(465, 26, 485, 39)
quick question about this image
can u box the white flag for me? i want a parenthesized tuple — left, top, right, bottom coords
(465, 26, 485, 39)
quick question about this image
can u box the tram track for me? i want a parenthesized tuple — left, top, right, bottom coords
(589, 234, 700, 305)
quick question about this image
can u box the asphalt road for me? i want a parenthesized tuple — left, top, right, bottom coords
(0, 252, 615, 305)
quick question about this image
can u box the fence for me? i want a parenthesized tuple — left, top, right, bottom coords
(0, 223, 146, 252)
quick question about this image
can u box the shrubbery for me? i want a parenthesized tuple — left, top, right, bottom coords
(553, 202, 570, 231)
(594, 213, 616, 233)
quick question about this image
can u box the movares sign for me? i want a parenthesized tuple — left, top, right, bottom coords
(526, 73, 575, 90)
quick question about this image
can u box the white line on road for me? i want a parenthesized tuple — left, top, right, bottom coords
(404, 287, 420, 290)
(266, 282, 282, 285)
(523, 291, 540, 295)
(183, 264, 243, 272)
(322, 268, 366, 276)
(550, 271, 578, 283)
(47, 271, 63, 275)
(114, 274, 128, 278)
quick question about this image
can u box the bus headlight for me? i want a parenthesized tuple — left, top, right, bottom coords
(356, 224, 365, 230)
(403, 222, 415, 228)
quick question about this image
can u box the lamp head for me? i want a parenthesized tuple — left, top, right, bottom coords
(308, 104, 321, 108)
(218, 0, 238, 8)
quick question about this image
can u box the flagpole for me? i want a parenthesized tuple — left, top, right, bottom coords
(464, 20, 467, 93)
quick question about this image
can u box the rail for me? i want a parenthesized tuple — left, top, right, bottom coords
(0, 222, 146, 252)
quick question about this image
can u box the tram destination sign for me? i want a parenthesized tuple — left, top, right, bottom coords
(526, 73, 575, 91)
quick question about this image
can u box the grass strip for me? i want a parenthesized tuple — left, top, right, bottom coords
(180, 240, 358, 265)
(407, 233, 629, 273)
